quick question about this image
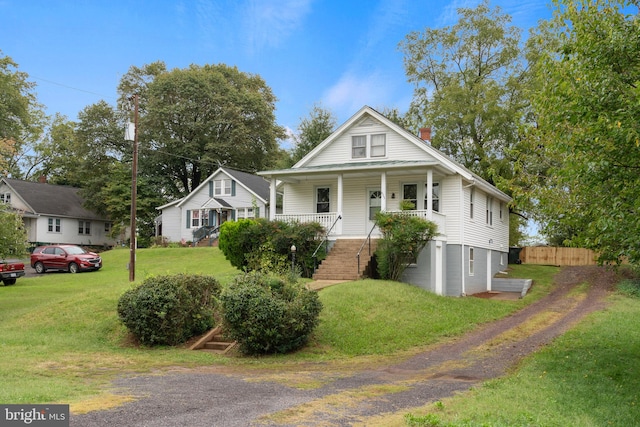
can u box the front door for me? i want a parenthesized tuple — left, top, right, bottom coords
(368, 189, 382, 232)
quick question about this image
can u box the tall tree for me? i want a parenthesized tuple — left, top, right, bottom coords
(530, 0, 640, 264)
(118, 62, 286, 197)
(399, 0, 527, 186)
(0, 203, 28, 259)
(0, 51, 46, 178)
(289, 104, 336, 165)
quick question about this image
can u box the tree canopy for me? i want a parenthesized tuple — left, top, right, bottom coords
(399, 0, 528, 187)
(288, 104, 336, 166)
(529, 0, 640, 264)
(118, 62, 286, 197)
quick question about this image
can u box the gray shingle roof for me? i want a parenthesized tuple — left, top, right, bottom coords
(3, 178, 107, 220)
(223, 167, 270, 201)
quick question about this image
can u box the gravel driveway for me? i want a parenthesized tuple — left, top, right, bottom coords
(71, 266, 616, 427)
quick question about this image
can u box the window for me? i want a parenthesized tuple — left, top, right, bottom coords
(370, 134, 386, 157)
(486, 196, 493, 226)
(470, 189, 475, 219)
(0, 192, 10, 204)
(469, 247, 474, 276)
(352, 136, 366, 158)
(237, 208, 255, 219)
(402, 184, 417, 210)
(191, 210, 200, 227)
(214, 179, 232, 196)
(369, 190, 382, 220)
(316, 187, 330, 213)
(48, 218, 61, 233)
(499, 202, 503, 221)
(78, 221, 91, 235)
(425, 182, 440, 212)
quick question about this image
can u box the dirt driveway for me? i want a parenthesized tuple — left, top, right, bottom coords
(71, 266, 617, 427)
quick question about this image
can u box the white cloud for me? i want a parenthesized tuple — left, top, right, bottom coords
(322, 71, 396, 120)
(243, 0, 312, 52)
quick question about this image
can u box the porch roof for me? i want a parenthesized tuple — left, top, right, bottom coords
(201, 198, 232, 209)
(258, 159, 450, 182)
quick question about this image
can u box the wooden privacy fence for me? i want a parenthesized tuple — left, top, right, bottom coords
(519, 246, 598, 266)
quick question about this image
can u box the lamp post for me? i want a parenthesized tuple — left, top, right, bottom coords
(290, 244, 296, 274)
(125, 94, 139, 282)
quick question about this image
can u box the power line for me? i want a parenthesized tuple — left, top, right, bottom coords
(30, 75, 117, 100)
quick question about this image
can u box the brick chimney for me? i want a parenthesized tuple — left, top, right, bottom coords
(419, 127, 431, 142)
(38, 175, 47, 184)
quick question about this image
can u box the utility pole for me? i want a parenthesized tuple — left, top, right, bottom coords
(126, 94, 139, 282)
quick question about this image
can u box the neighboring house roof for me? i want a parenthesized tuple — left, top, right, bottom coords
(1, 178, 107, 221)
(259, 105, 511, 202)
(156, 167, 270, 210)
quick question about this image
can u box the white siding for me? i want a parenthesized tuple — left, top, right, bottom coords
(33, 216, 115, 246)
(304, 120, 437, 167)
(161, 205, 182, 242)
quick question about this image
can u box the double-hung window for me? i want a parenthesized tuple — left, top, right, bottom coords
(352, 136, 367, 158)
(78, 221, 91, 235)
(370, 134, 386, 157)
(486, 196, 493, 226)
(402, 184, 417, 210)
(0, 192, 10, 204)
(425, 182, 440, 212)
(214, 179, 232, 196)
(316, 187, 330, 213)
(48, 218, 61, 233)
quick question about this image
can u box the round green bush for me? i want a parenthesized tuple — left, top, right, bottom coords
(220, 272, 323, 355)
(117, 274, 221, 346)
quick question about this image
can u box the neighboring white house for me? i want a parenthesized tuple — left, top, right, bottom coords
(258, 106, 512, 296)
(156, 167, 270, 244)
(0, 177, 116, 248)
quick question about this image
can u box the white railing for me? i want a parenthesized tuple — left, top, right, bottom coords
(386, 210, 446, 235)
(275, 212, 340, 235)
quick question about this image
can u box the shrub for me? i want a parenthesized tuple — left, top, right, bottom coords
(375, 211, 438, 281)
(218, 219, 258, 269)
(117, 274, 221, 346)
(218, 218, 325, 278)
(617, 279, 640, 298)
(220, 272, 322, 355)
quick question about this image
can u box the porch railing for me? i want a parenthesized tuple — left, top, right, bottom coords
(386, 210, 446, 235)
(275, 212, 340, 235)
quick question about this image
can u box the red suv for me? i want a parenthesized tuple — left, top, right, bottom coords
(31, 245, 102, 274)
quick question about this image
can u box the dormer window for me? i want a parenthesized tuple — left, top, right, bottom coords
(0, 192, 10, 204)
(351, 134, 386, 159)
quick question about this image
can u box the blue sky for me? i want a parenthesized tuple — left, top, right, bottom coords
(2, 0, 552, 144)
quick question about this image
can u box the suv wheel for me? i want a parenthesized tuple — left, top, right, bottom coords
(68, 262, 79, 274)
(34, 262, 46, 274)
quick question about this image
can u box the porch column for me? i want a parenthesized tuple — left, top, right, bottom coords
(380, 171, 387, 212)
(269, 177, 277, 220)
(337, 174, 343, 235)
(426, 169, 433, 220)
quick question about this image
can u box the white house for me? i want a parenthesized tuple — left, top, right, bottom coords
(157, 167, 270, 244)
(258, 106, 511, 296)
(0, 177, 116, 248)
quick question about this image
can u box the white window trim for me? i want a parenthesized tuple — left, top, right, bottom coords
(469, 247, 474, 276)
(48, 217, 62, 233)
(315, 186, 331, 213)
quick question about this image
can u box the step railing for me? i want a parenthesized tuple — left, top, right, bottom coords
(356, 222, 378, 277)
(312, 214, 342, 273)
(192, 225, 220, 246)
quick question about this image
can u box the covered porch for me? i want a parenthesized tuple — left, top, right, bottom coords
(260, 160, 451, 238)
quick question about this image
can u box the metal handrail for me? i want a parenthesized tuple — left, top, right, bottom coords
(312, 214, 342, 272)
(356, 222, 378, 276)
(192, 225, 220, 245)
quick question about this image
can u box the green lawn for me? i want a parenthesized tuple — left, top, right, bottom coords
(6, 246, 631, 426)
